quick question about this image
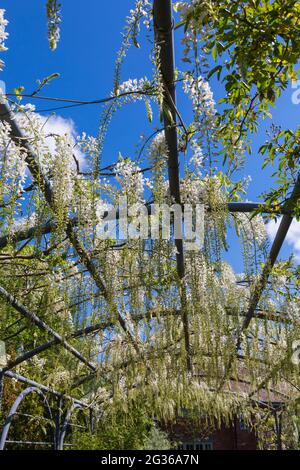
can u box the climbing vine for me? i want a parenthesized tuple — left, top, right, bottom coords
(0, 1, 299, 450)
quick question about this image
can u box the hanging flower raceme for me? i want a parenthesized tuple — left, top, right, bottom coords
(235, 212, 268, 248)
(189, 139, 204, 172)
(115, 155, 146, 203)
(77, 132, 99, 166)
(13, 105, 77, 215)
(149, 132, 169, 161)
(175, 1, 217, 25)
(183, 72, 216, 124)
(174, 2, 202, 62)
(51, 134, 75, 221)
(46, 0, 62, 50)
(174, 1, 196, 17)
(126, 0, 152, 33)
(14, 104, 55, 172)
(116, 77, 153, 102)
(0, 9, 8, 70)
(0, 121, 28, 199)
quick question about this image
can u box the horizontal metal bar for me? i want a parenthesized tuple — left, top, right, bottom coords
(67, 423, 87, 429)
(14, 412, 53, 421)
(227, 202, 289, 214)
(2, 370, 90, 407)
(5, 440, 54, 446)
(0, 202, 289, 251)
(5, 440, 74, 447)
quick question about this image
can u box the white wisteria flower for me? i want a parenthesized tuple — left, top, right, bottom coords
(117, 77, 151, 101)
(183, 73, 216, 123)
(235, 212, 267, 247)
(126, 0, 151, 29)
(115, 155, 145, 201)
(174, 2, 191, 16)
(0, 121, 28, 195)
(189, 139, 204, 171)
(51, 134, 76, 216)
(0, 9, 8, 69)
(149, 131, 168, 159)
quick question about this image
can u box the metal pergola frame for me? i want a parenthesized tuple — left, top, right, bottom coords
(0, 0, 299, 450)
(0, 370, 92, 450)
(152, 0, 300, 394)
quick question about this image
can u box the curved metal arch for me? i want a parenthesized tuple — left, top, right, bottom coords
(0, 386, 53, 450)
(58, 403, 83, 450)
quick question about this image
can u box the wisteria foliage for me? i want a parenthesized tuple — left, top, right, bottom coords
(0, 2, 300, 448)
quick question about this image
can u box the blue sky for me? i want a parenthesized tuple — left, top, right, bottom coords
(1, 0, 299, 269)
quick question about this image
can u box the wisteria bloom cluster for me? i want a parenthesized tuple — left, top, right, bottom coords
(183, 73, 216, 124)
(126, 0, 152, 30)
(0, 2, 299, 446)
(117, 77, 151, 101)
(0, 9, 8, 69)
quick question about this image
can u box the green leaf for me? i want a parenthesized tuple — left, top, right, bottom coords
(212, 46, 218, 62)
(207, 65, 222, 80)
(14, 86, 25, 101)
(42, 72, 60, 84)
(174, 20, 186, 30)
(33, 73, 60, 96)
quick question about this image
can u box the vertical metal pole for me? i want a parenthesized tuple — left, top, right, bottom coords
(153, 0, 192, 372)
(233, 416, 238, 450)
(0, 371, 4, 414)
(55, 397, 63, 450)
(274, 409, 283, 450)
(89, 408, 95, 434)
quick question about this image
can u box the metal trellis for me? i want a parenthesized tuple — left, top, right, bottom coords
(0, 371, 91, 450)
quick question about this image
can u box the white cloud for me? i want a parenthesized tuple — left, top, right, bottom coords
(37, 114, 86, 171)
(15, 110, 86, 171)
(267, 217, 300, 262)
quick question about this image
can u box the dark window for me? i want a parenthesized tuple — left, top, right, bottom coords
(204, 443, 213, 450)
(240, 416, 249, 431)
(179, 441, 213, 450)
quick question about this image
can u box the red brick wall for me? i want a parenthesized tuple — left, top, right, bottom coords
(211, 420, 257, 450)
(163, 417, 257, 450)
